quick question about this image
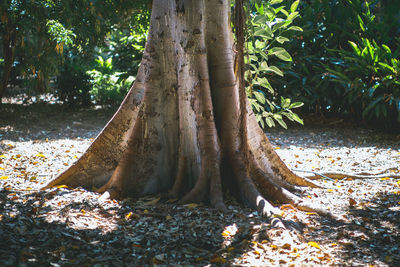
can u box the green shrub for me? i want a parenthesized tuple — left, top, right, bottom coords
(87, 56, 134, 105)
(246, 0, 304, 129)
(56, 57, 92, 106)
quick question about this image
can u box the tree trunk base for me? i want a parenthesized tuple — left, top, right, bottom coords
(43, 0, 326, 217)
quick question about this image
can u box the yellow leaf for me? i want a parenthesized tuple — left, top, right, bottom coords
(306, 212, 317, 215)
(35, 153, 46, 158)
(185, 203, 199, 209)
(81, 209, 86, 214)
(56, 185, 68, 189)
(0, 167, 4, 170)
(0, 155, 7, 158)
(330, 243, 338, 247)
(222, 230, 230, 237)
(275, 147, 281, 149)
(166, 215, 172, 220)
(380, 177, 390, 181)
(253, 250, 260, 255)
(143, 209, 149, 214)
(125, 212, 139, 220)
(26, 187, 32, 190)
(45, 138, 49, 142)
(0, 176, 8, 180)
(308, 241, 321, 249)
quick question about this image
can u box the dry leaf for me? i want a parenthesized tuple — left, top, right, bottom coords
(185, 203, 199, 209)
(0, 176, 8, 180)
(210, 257, 226, 263)
(349, 198, 357, 206)
(308, 241, 321, 249)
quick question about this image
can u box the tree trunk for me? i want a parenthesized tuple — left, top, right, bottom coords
(43, 0, 318, 216)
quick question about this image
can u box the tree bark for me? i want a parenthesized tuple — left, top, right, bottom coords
(43, 0, 319, 216)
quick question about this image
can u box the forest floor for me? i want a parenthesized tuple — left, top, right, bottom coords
(0, 98, 399, 266)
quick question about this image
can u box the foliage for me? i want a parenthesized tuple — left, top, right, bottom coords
(245, 0, 304, 129)
(274, 0, 400, 129)
(0, 0, 149, 97)
(56, 56, 92, 106)
(87, 56, 134, 105)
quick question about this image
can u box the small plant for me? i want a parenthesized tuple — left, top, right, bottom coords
(87, 56, 134, 105)
(246, 0, 304, 129)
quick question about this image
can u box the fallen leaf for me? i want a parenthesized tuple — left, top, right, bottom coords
(0, 176, 8, 180)
(348, 188, 353, 193)
(380, 177, 390, 181)
(56, 185, 68, 189)
(308, 241, 321, 249)
(185, 203, 199, 209)
(210, 257, 226, 263)
(349, 198, 357, 206)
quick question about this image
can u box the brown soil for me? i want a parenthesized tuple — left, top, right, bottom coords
(0, 100, 399, 266)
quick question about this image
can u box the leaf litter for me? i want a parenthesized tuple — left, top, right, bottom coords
(0, 103, 399, 266)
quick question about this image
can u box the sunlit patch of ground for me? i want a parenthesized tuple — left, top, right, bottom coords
(0, 100, 399, 266)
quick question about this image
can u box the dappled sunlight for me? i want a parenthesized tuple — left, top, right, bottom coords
(0, 138, 93, 191)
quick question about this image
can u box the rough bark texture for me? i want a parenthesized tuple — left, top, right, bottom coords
(44, 0, 319, 216)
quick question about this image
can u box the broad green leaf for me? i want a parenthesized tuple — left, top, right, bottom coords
(253, 91, 266, 104)
(270, 0, 284, 4)
(378, 63, 395, 73)
(255, 40, 266, 49)
(268, 47, 292, 62)
(265, 117, 275, 127)
(289, 102, 304, 108)
(281, 97, 291, 109)
(348, 41, 360, 56)
(254, 27, 273, 38)
(290, 0, 300, 12)
(280, 9, 289, 17)
(287, 11, 299, 21)
(272, 21, 287, 32)
(274, 116, 287, 129)
(382, 44, 392, 54)
(276, 36, 289, 44)
(264, 65, 284, 76)
(291, 113, 304, 124)
(253, 15, 268, 25)
(265, 7, 276, 20)
(287, 26, 303, 31)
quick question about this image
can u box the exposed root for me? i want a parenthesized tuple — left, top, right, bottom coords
(169, 154, 186, 198)
(295, 167, 400, 180)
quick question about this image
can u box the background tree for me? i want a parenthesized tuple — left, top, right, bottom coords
(0, 0, 148, 103)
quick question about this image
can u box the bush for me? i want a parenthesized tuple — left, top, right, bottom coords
(246, 0, 304, 129)
(56, 57, 92, 106)
(87, 56, 134, 105)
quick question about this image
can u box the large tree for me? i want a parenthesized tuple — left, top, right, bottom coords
(44, 0, 320, 216)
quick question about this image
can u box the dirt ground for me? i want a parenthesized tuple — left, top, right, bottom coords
(0, 99, 399, 266)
